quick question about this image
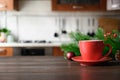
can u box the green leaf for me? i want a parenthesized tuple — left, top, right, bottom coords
(94, 28, 105, 40)
(60, 42, 80, 58)
(69, 31, 91, 41)
(0, 28, 10, 35)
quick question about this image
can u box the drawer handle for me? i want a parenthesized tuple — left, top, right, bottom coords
(73, 6, 84, 9)
(0, 49, 6, 53)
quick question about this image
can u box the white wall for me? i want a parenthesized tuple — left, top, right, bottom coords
(0, 0, 120, 42)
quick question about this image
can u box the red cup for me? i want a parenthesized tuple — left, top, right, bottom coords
(79, 40, 112, 61)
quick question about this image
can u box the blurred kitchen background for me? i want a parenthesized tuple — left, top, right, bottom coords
(0, 0, 120, 56)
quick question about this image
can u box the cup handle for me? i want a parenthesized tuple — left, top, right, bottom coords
(101, 44, 112, 60)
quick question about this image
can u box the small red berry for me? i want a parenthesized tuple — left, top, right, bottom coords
(107, 32, 111, 36)
(113, 34, 117, 38)
(104, 34, 107, 37)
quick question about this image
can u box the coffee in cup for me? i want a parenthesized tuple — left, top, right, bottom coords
(79, 40, 112, 61)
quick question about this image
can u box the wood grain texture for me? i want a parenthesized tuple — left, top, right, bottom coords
(0, 56, 120, 80)
(98, 18, 120, 32)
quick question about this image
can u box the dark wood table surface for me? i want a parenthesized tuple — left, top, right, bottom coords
(0, 56, 120, 80)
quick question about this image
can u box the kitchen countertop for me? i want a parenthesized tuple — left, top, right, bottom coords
(0, 56, 120, 80)
(0, 42, 62, 47)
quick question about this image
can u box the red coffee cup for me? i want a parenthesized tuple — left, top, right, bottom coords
(79, 40, 112, 61)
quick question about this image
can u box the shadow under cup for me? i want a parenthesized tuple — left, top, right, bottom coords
(79, 40, 112, 61)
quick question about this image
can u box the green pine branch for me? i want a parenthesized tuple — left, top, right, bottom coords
(69, 32, 92, 42)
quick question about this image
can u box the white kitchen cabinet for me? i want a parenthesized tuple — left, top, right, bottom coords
(107, 0, 120, 10)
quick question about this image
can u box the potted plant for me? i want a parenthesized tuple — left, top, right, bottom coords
(0, 28, 10, 42)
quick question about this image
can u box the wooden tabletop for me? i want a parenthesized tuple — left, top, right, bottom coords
(0, 56, 120, 80)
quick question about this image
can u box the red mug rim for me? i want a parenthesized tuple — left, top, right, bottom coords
(79, 40, 103, 42)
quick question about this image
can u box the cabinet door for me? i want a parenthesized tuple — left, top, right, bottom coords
(53, 47, 64, 56)
(0, 47, 13, 56)
(0, 0, 18, 11)
(52, 0, 106, 11)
